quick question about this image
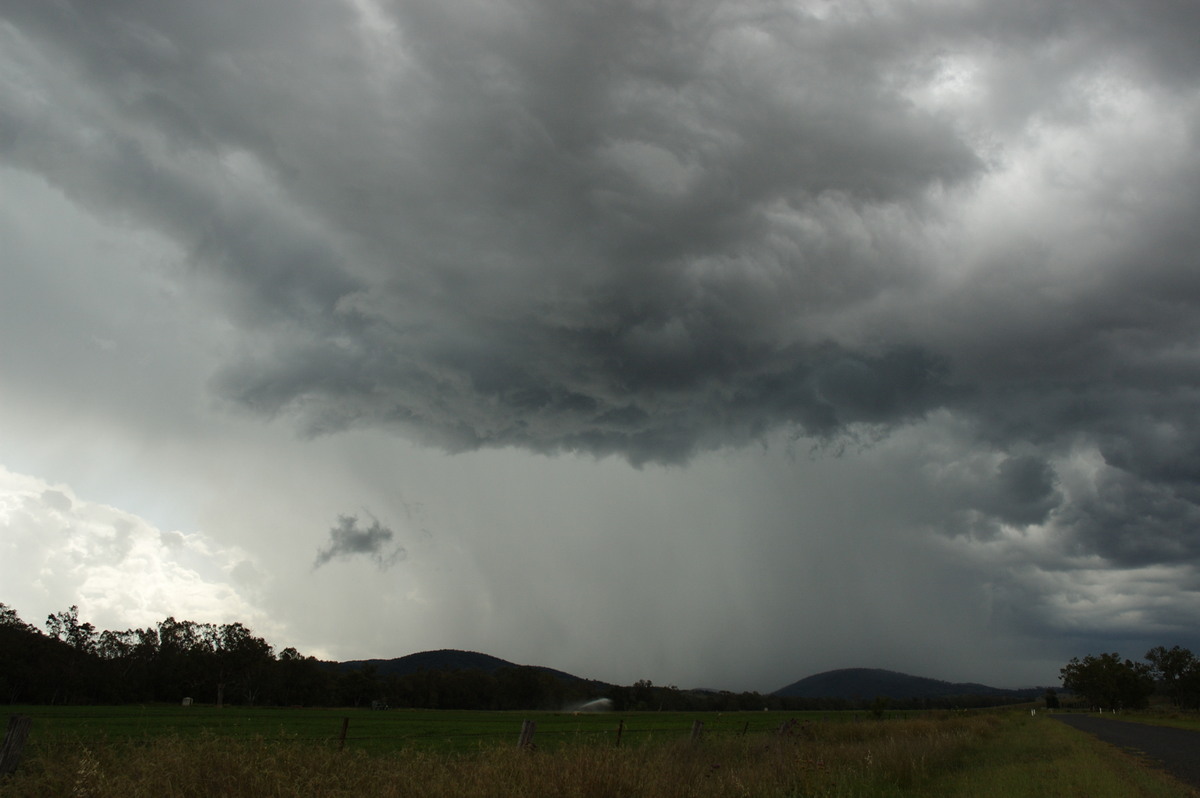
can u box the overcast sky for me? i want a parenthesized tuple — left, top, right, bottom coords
(3, 0, 1200, 693)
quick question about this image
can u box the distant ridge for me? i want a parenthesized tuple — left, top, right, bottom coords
(336, 648, 601, 685)
(336, 654, 1044, 702)
(772, 668, 1042, 700)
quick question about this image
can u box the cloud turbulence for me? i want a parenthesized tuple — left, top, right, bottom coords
(3, 0, 1200, 690)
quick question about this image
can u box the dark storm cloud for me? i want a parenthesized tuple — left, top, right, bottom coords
(921, 452, 1062, 543)
(983, 455, 1061, 529)
(1052, 466, 1200, 568)
(0, 0, 980, 463)
(5, 0, 1200, 572)
(215, 332, 959, 463)
(313, 515, 405, 570)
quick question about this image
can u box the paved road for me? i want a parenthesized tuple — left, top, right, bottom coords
(1055, 713, 1200, 790)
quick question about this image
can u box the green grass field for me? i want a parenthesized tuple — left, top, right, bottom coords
(2, 706, 1197, 797)
(5, 704, 851, 754)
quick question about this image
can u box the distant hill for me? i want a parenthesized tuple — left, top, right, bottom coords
(336, 648, 605, 686)
(772, 668, 1043, 701)
(335, 654, 1044, 702)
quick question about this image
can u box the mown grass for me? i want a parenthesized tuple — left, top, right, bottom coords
(1101, 709, 1200, 734)
(2, 709, 1195, 797)
(915, 713, 1197, 798)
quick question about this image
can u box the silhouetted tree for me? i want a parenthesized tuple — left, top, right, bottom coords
(1061, 652, 1154, 710)
(45, 605, 96, 654)
(1144, 645, 1199, 708)
(206, 622, 273, 706)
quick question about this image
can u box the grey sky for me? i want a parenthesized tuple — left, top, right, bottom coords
(2, 0, 1199, 691)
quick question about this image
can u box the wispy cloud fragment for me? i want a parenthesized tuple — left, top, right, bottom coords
(313, 514, 406, 570)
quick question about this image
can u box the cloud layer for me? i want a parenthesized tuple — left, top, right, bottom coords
(2, 0, 992, 461)
(3, 0, 1200, 688)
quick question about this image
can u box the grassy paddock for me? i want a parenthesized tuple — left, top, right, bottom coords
(2, 710, 991, 797)
(0, 705, 873, 754)
(1, 709, 1195, 797)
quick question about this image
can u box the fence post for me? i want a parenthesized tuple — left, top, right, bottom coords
(0, 715, 32, 776)
(615, 719, 625, 748)
(338, 717, 350, 751)
(690, 720, 704, 742)
(518, 719, 537, 749)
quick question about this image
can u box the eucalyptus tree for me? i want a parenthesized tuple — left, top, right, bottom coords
(1061, 652, 1154, 710)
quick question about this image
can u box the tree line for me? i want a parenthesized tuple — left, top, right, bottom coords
(2, 602, 1039, 711)
(1060, 645, 1200, 711)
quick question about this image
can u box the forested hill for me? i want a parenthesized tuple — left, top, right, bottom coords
(335, 649, 600, 686)
(773, 668, 1045, 700)
(337, 649, 518, 676)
